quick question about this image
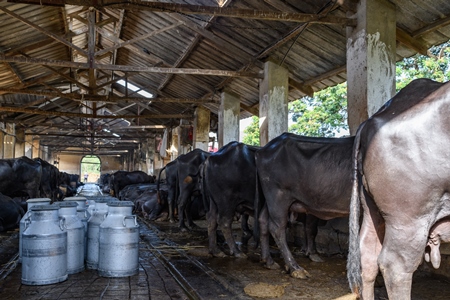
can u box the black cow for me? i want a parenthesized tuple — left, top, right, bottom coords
(137, 188, 169, 221)
(34, 158, 59, 202)
(201, 141, 259, 258)
(177, 148, 210, 231)
(98, 173, 111, 194)
(255, 132, 354, 279)
(0, 192, 25, 232)
(347, 78, 450, 299)
(0, 156, 42, 199)
(58, 171, 77, 198)
(156, 160, 178, 223)
(119, 183, 157, 201)
(109, 170, 154, 198)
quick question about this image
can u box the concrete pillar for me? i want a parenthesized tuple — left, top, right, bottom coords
(171, 127, 179, 160)
(0, 131, 3, 159)
(3, 123, 14, 158)
(218, 90, 240, 148)
(15, 128, 25, 158)
(346, 0, 396, 134)
(259, 60, 289, 146)
(32, 137, 40, 158)
(146, 137, 155, 175)
(25, 134, 33, 158)
(193, 106, 210, 151)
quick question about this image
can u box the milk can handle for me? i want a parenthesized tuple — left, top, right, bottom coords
(60, 217, 66, 231)
(123, 215, 137, 227)
(24, 217, 31, 230)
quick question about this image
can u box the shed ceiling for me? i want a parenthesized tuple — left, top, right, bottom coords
(1, 0, 450, 155)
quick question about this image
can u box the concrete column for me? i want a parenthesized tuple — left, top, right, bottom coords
(146, 137, 155, 175)
(32, 137, 40, 158)
(3, 123, 14, 158)
(346, 0, 396, 134)
(15, 128, 25, 158)
(193, 106, 210, 151)
(0, 131, 3, 159)
(25, 134, 33, 158)
(259, 60, 289, 146)
(171, 127, 179, 160)
(218, 90, 240, 148)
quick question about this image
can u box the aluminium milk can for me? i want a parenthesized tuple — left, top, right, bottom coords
(86, 199, 109, 270)
(19, 198, 51, 263)
(64, 196, 89, 257)
(21, 205, 67, 285)
(98, 201, 139, 277)
(64, 196, 90, 231)
(58, 201, 85, 274)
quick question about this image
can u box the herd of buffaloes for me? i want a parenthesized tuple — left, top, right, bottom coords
(1, 78, 450, 300)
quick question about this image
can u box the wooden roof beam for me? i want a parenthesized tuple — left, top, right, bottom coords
(0, 88, 215, 104)
(0, 54, 263, 78)
(0, 106, 192, 119)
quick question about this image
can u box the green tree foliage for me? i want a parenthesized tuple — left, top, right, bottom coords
(288, 83, 348, 137)
(396, 42, 450, 90)
(242, 116, 260, 146)
(241, 42, 450, 142)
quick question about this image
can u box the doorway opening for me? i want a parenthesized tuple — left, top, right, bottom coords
(81, 155, 101, 184)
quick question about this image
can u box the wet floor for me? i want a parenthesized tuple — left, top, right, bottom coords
(0, 183, 450, 299)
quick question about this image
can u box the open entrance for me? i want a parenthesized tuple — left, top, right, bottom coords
(81, 155, 101, 184)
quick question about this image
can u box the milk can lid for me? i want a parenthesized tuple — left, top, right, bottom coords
(93, 199, 109, 204)
(108, 201, 134, 207)
(57, 201, 78, 208)
(30, 204, 59, 211)
(64, 197, 87, 201)
(26, 198, 51, 203)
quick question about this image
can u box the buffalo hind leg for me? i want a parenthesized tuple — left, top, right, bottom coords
(207, 202, 226, 257)
(219, 214, 246, 258)
(359, 198, 384, 300)
(259, 205, 280, 270)
(304, 215, 323, 262)
(269, 214, 310, 279)
(378, 222, 428, 300)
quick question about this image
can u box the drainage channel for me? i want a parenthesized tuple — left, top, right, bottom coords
(138, 218, 251, 300)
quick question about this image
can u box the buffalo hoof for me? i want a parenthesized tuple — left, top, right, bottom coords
(291, 269, 311, 279)
(308, 253, 324, 263)
(211, 250, 227, 258)
(180, 226, 189, 232)
(264, 261, 280, 270)
(234, 252, 247, 259)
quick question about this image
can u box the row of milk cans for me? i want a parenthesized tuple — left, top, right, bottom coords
(19, 197, 140, 285)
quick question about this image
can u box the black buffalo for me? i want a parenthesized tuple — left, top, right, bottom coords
(176, 148, 210, 231)
(347, 78, 450, 299)
(34, 158, 59, 202)
(255, 132, 354, 279)
(201, 141, 259, 258)
(156, 160, 178, 223)
(58, 171, 77, 198)
(98, 173, 111, 194)
(0, 192, 25, 232)
(0, 156, 42, 199)
(110, 170, 154, 197)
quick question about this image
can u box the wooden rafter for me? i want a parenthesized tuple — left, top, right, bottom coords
(8, 1, 357, 25)
(0, 54, 263, 77)
(0, 105, 192, 119)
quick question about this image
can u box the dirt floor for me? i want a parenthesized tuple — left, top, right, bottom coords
(148, 218, 450, 300)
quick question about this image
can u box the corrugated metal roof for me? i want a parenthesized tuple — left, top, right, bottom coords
(0, 0, 450, 155)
